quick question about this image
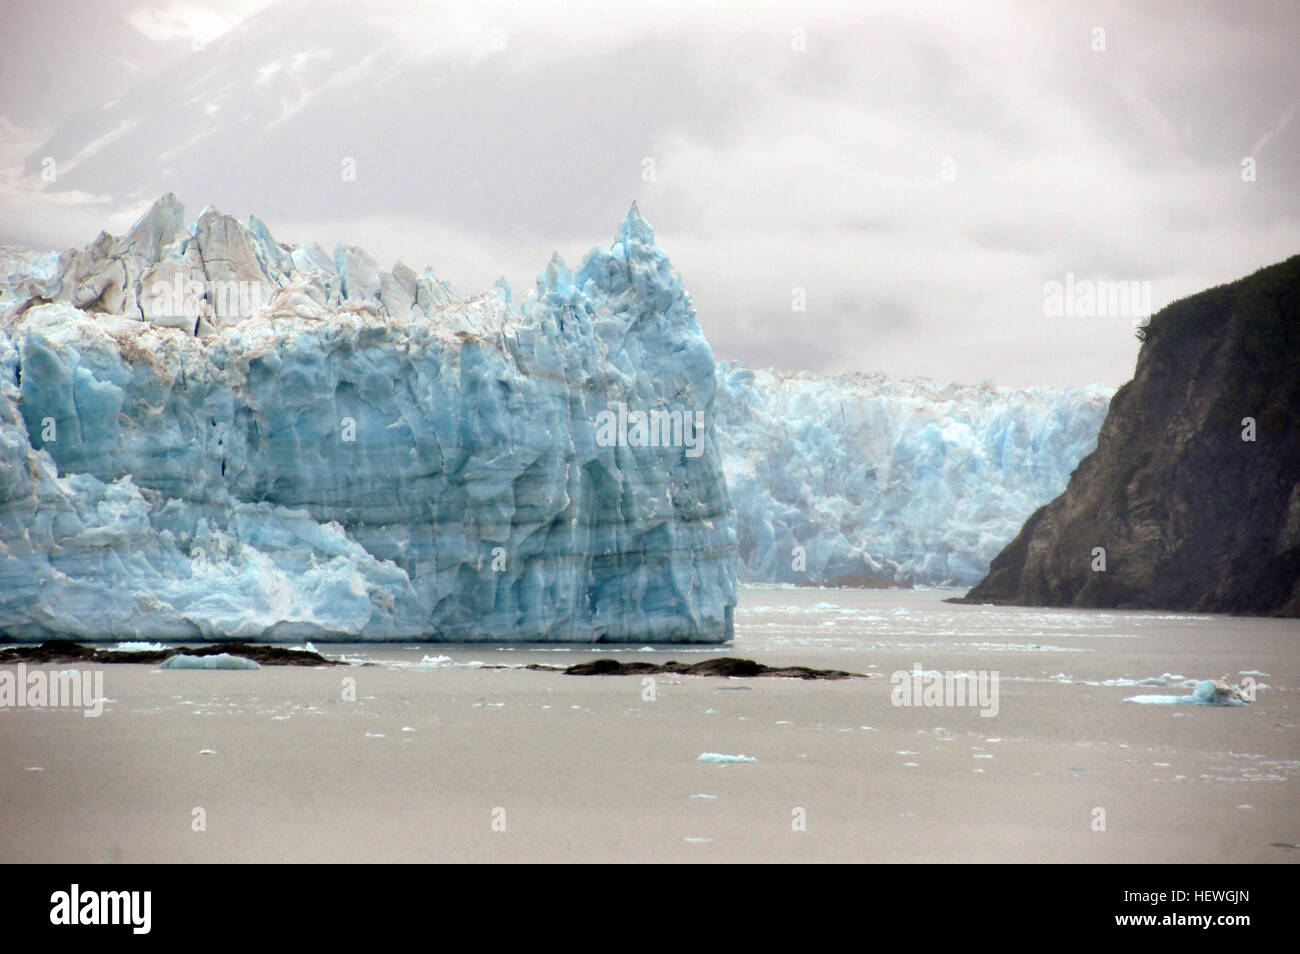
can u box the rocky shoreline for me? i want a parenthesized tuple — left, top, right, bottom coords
(0, 639, 342, 667)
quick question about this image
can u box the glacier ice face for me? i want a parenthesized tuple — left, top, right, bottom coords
(715, 364, 1112, 586)
(0, 197, 736, 642)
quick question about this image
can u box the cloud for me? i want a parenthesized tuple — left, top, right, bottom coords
(2, 0, 1296, 388)
(125, 1, 275, 46)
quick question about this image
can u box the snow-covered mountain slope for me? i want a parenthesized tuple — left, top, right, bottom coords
(0, 197, 736, 642)
(715, 364, 1112, 586)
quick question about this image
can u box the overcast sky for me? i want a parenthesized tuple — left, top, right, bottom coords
(1, 0, 1296, 387)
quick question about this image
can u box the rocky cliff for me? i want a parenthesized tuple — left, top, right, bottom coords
(963, 255, 1300, 616)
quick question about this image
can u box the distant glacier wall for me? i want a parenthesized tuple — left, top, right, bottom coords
(0, 196, 736, 642)
(715, 364, 1112, 586)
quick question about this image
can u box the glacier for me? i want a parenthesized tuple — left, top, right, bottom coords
(715, 364, 1111, 585)
(0, 195, 736, 642)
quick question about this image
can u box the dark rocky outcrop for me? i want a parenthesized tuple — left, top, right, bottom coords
(560, 656, 864, 680)
(960, 255, 1300, 616)
(0, 639, 341, 666)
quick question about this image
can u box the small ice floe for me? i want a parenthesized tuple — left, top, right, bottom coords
(401, 726, 415, 733)
(160, 653, 260, 670)
(1125, 678, 1251, 706)
(25, 766, 43, 772)
(1104, 673, 1195, 688)
(684, 837, 712, 843)
(107, 641, 168, 652)
(415, 655, 453, 669)
(690, 794, 719, 799)
(364, 732, 386, 738)
(697, 752, 757, 763)
(198, 749, 216, 755)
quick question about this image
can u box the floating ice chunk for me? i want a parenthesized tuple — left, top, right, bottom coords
(1136, 673, 1192, 686)
(415, 655, 454, 669)
(697, 752, 757, 763)
(107, 641, 169, 652)
(1099, 673, 1200, 688)
(690, 794, 719, 799)
(1125, 680, 1249, 706)
(160, 653, 260, 670)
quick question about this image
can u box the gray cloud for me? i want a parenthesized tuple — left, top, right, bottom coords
(0, 0, 1296, 388)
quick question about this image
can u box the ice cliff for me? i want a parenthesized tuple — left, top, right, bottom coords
(715, 365, 1112, 585)
(0, 196, 737, 642)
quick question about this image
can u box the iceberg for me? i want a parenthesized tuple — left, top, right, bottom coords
(1125, 679, 1251, 706)
(159, 653, 260, 670)
(714, 363, 1111, 585)
(696, 752, 757, 763)
(0, 196, 736, 643)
